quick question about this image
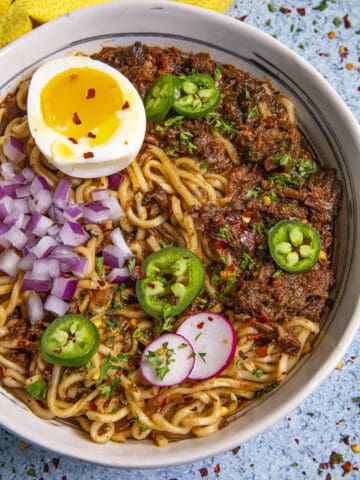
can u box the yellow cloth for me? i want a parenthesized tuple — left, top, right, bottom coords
(0, 0, 233, 48)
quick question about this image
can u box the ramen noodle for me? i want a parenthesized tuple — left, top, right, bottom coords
(0, 43, 342, 446)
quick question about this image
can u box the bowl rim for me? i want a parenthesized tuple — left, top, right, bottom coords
(0, 0, 360, 469)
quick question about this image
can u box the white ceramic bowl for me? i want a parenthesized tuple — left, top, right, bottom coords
(0, 0, 359, 469)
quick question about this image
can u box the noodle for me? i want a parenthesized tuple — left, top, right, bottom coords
(0, 43, 340, 447)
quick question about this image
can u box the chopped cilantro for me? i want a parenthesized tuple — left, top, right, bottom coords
(330, 452, 344, 463)
(252, 369, 264, 378)
(199, 352, 207, 362)
(290, 463, 299, 467)
(105, 335, 115, 345)
(246, 105, 259, 122)
(95, 256, 104, 278)
(206, 112, 238, 135)
(268, 3, 276, 12)
(266, 19, 272, 26)
(253, 382, 278, 399)
(24, 379, 46, 400)
(199, 162, 210, 170)
(146, 342, 175, 380)
(217, 224, 232, 242)
(127, 258, 136, 279)
(214, 65, 223, 82)
(132, 327, 142, 339)
(164, 115, 184, 128)
(245, 186, 263, 199)
(179, 130, 196, 154)
(96, 355, 112, 384)
(271, 152, 291, 166)
(313, 0, 328, 11)
(240, 252, 255, 271)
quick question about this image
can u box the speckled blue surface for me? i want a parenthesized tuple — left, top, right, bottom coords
(0, 1, 359, 479)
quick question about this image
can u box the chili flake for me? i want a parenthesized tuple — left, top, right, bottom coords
(122, 101, 130, 109)
(346, 63, 354, 70)
(68, 137, 78, 144)
(214, 463, 221, 473)
(328, 31, 336, 40)
(343, 14, 351, 29)
(72, 112, 81, 125)
(87, 132, 96, 138)
(86, 88, 96, 99)
(279, 7, 291, 14)
(83, 151, 94, 159)
(297, 7, 306, 16)
(341, 461, 353, 475)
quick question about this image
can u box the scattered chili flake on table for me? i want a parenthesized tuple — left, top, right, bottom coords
(279, 7, 291, 14)
(214, 463, 221, 474)
(346, 63, 354, 70)
(328, 31, 336, 40)
(232, 446, 241, 455)
(343, 14, 351, 29)
(199, 467, 208, 477)
(341, 461, 354, 475)
(297, 7, 306, 16)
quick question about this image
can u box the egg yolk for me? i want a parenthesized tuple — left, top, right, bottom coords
(40, 67, 124, 146)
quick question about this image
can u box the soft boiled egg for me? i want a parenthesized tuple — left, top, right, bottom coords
(27, 56, 146, 178)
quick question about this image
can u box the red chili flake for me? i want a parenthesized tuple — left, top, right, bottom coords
(98, 280, 105, 287)
(214, 239, 226, 249)
(122, 101, 130, 110)
(43, 463, 49, 473)
(339, 45, 350, 59)
(214, 463, 221, 474)
(0, 366, 4, 379)
(343, 14, 351, 28)
(69, 74, 78, 82)
(257, 314, 269, 324)
(86, 88, 96, 99)
(89, 401, 98, 411)
(318, 52, 330, 57)
(256, 345, 268, 358)
(238, 15, 247, 21)
(247, 333, 262, 340)
(232, 446, 241, 455)
(228, 263, 236, 272)
(297, 7, 306, 16)
(83, 151, 94, 159)
(358, 86, 360, 92)
(68, 137, 78, 144)
(51, 458, 60, 469)
(208, 316, 213, 321)
(280, 7, 292, 14)
(294, 438, 300, 444)
(197, 322, 205, 329)
(61, 476, 67, 480)
(325, 474, 332, 480)
(341, 462, 353, 475)
(72, 112, 82, 125)
(87, 131, 96, 138)
(199, 468, 208, 477)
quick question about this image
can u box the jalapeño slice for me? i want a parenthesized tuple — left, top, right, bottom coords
(136, 247, 205, 319)
(173, 73, 220, 118)
(40, 314, 100, 367)
(144, 74, 180, 122)
(268, 220, 321, 273)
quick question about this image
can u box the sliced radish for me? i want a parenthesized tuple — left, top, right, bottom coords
(140, 333, 195, 387)
(176, 313, 237, 381)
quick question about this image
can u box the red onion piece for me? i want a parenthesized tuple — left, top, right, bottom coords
(54, 178, 71, 204)
(26, 212, 54, 236)
(101, 196, 124, 221)
(71, 255, 88, 277)
(59, 221, 89, 247)
(18, 253, 36, 271)
(4, 226, 28, 249)
(0, 163, 15, 179)
(22, 273, 51, 292)
(103, 244, 126, 268)
(21, 167, 35, 182)
(81, 202, 109, 223)
(43, 294, 69, 316)
(12, 198, 30, 214)
(0, 197, 11, 219)
(110, 227, 133, 259)
(108, 267, 129, 283)
(3, 135, 25, 163)
(91, 189, 109, 201)
(16, 184, 31, 199)
(0, 183, 17, 198)
(33, 258, 60, 278)
(30, 236, 58, 258)
(0, 249, 20, 276)
(25, 291, 44, 324)
(13, 173, 27, 184)
(29, 190, 52, 214)
(30, 176, 50, 196)
(62, 204, 82, 221)
(51, 276, 78, 300)
(107, 173, 123, 191)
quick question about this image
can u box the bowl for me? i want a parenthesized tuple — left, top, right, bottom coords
(0, 0, 359, 469)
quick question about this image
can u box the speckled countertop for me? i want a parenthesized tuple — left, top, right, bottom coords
(0, 1, 359, 479)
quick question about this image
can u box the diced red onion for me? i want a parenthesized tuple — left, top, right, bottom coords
(12, 198, 29, 215)
(110, 227, 133, 259)
(4, 212, 26, 229)
(51, 276, 78, 300)
(92, 189, 109, 201)
(4, 226, 28, 250)
(71, 255, 88, 277)
(3, 135, 25, 163)
(0, 197, 11, 219)
(101, 196, 124, 221)
(54, 178, 71, 204)
(13, 173, 27, 184)
(62, 204, 82, 221)
(30, 236, 58, 258)
(29, 190, 52, 214)
(107, 173, 123, 191)
(108, 267, 129, 283)
(0, 162, 15, 179)
(103, 244, 126, 268)
(59, 221, 89, 247)
(16, 184, 31, 198)
(26, 212, 54, 236)
(30, 176, 50, 196)
(0, 249, 20, 276)
(21, 167, 35, 182)
(22, 273, 51, 292)
(33, 258, 60, 278)
(18, 253, 36, 271)
(48, 224, 61, 237)
(1, 183, 17, 198)
(50, 247, 81, 267)
(43, 294, 69, 316)
(26, 291, 44, 324)
(81, 202, 109, 223)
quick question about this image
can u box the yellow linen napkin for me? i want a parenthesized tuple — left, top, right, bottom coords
(0, 0, 233, 48)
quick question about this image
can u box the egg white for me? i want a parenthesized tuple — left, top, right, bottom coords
(27, 56, 146, 178)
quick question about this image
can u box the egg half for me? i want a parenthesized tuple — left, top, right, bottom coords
(27, 56, 146, 178)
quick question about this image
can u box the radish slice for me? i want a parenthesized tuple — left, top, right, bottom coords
(140, 333, 195, 387)
(176, 313, 237, 381)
